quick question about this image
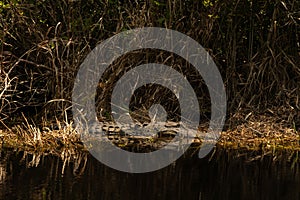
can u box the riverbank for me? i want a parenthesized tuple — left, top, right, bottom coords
(0, 113, 299, 158)
(219, 115, 300, 152)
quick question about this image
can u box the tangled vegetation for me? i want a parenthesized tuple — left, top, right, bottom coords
(0, 0, 299, 153)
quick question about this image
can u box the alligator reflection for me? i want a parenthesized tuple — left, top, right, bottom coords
(0, 149, 299, 200)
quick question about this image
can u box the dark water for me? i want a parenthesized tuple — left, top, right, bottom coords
(0, 149, 299, 200)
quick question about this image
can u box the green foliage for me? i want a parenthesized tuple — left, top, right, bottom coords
(203, 0, 214, 7)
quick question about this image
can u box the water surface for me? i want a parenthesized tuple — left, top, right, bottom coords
(0, 149, 299, 200)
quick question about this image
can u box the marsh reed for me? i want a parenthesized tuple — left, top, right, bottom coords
(0, 0, 299, 153)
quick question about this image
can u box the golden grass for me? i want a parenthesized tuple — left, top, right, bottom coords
(219, 114, 300, 151)
(1, 113, 299, 157)
(0, 122, 84, 153)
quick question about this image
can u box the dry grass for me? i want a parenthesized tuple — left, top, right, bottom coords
(0, 121, 83, 153)
(1, 0, 299, 125)
(0, 0, 299, 161)
(1, 108, 299, 159)
(219, 106, 300, 152)
(220, 120, 300, 151)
